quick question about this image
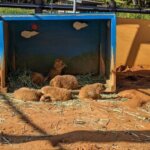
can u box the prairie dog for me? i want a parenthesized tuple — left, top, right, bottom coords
(45, 59, 66, 81)
(41, 86, 72, 101)
(14, 87, 43, 101)
(50, 75, 78, 90)
(31, 72, 45, 85)
(79, 83, 106, 100)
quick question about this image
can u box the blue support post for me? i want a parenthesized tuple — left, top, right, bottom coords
(0, 21, 7, 93)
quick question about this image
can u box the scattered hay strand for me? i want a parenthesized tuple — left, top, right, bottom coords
(76, 73, 105, 87)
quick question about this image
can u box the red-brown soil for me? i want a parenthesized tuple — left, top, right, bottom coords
(0, 66, 150, 150)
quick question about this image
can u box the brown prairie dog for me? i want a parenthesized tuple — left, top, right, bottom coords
(79, 83, 106, 100)
(41, 86, 72, 101)
(50, 75, 79, 90)
(31, 72, 45, 85)
(44, 59, 66, 82)
(14, 87, 43, 101)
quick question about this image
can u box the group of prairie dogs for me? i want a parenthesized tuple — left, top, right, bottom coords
(13, 59, 106, 102)
(31, 58, 66, 84)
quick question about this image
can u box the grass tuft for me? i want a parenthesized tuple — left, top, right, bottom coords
(0, 8, 34, 15)
(0, 8, 149, 20)
(7, 69, 43, 92)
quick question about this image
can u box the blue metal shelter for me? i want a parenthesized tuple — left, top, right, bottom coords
(0, 13, 116, 92)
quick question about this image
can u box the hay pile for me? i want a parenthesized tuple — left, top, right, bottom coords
(76, 73, 105, 87)
(7, 71, 105, 92)
(7, 69, 45, 92)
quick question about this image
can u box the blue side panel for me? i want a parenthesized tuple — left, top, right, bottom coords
(0, 21, 4, 69)
(111, 16, 116, 64)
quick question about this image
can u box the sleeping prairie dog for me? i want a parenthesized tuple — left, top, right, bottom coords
(14, 87, 43, 101)
(50, 75, 79, 90)
(41, 86, 72, 101)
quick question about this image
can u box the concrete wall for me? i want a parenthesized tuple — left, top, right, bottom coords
(116, 18, 150, 67)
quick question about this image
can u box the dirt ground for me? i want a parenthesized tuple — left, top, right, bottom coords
(0, 66, 150, 150)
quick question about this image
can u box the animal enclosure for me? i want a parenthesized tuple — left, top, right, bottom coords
(0, 13, 116, 92)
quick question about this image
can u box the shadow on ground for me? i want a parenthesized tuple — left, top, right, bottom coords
(0, 94, 150, 149)
(0, 130, 150, 146)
